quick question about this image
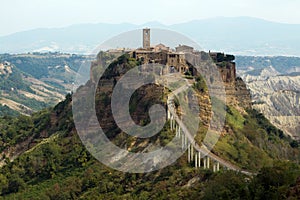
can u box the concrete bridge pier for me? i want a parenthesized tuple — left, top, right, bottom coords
(187, 144, 194, 163)
(195, 151, 201, 168)
(213, 161, 220, 172)
(203, 156, 211, 169)
(175, 124, 181, 138)
(181, 132, 185, 150)
(167, 109, 171, 120)
(198, 152, 201, 168)
(169, 112, 176, 131)
(213, 161, 216, 172)
(191, 144, 194, 161)
(207, 157, 210, 169)
(172, 116, 175, 130)
(171, 116, 175, 131)
(188, 144, 191, 163)
(170, 116, 173, 130)
(184, 134, 188, 148)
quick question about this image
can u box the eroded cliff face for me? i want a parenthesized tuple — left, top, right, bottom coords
(239, 66, 300, 140)
(215, 59, 252, 112)
(91, 52, 252, 137)
(222, 78, 252, 113)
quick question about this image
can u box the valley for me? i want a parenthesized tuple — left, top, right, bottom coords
(0, 51, 299, 198)
(1, 0, 300, 199)
(0, 53, 93, 115)
(237, 56, 300, 140)
(0, 48, 299, 199)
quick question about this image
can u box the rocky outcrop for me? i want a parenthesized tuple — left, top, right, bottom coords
(238, 66, 300, 140)
(90, 52, 252, 141)
(211, 54, 252, 110)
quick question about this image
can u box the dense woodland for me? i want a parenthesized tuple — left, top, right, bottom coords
(0, 92, 299, 199)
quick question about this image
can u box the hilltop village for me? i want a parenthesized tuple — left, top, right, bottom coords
(88, 29, 252, 111)
(102, 29, 237, 84)
(90, 29, 251, 110)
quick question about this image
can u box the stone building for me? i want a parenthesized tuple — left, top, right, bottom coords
(175, 45, 194, 53)
(90, 28, 250, 109)
(131, 28, 189, 73)
(131, 29, 238, 81)
(143, 28, 151, 49)
(91, 28, 237, 84)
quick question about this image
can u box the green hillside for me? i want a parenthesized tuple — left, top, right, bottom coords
(0, 53, 93, 115)
(0, 94, 299, 199)
(0, 55, 299, 199)
(0, 53, 89, 80)
(0, 105, 19, 117)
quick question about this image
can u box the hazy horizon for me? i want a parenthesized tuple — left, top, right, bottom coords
(2, 16, 300, 37)
(1, 0, 300, 36)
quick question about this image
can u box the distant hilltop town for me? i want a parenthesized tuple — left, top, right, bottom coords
(95, 28, 237, 84)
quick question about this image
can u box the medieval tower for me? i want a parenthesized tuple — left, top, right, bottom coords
(143, 28, 150, 49)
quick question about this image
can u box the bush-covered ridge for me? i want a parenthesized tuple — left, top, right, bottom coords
(0, 53, 93, 115)
(0, 94, 299, 199)
(0, 55, 299, 199)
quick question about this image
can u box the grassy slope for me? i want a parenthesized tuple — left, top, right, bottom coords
(0, 55, 299, 199)
(0, 95, 299, 199)
(0, 53, 92, 115)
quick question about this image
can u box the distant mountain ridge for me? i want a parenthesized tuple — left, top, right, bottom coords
(1, 17, 300, 55)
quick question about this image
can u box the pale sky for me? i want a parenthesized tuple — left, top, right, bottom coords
(1, 0, 300, 36)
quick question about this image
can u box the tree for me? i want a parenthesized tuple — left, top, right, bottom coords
(250, 161, 300, 200)
(203, 171, 250, 200)
(7, 174, 26, 193)
(0, 174, 8, 194)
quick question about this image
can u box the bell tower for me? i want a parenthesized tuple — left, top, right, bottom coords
(143, 28, 150, 49)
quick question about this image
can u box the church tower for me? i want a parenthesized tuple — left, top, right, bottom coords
(143, 28, 150, 49)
